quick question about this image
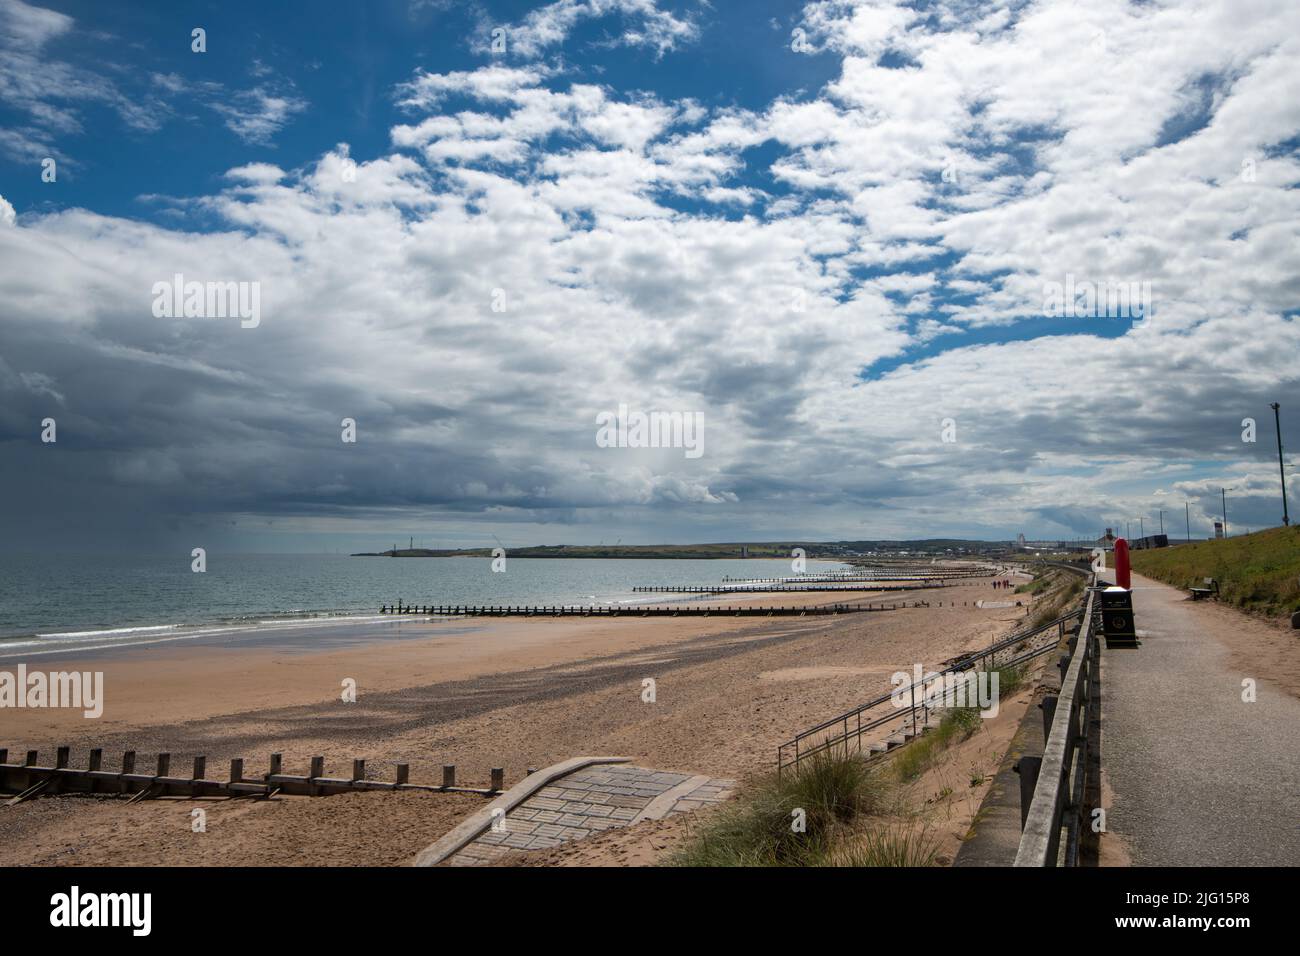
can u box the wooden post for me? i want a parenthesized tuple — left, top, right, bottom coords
(156, 753, 170, 777)
(269, 753, 282, 778)
(442, 764, 456, 788)
(0, 749, 7, 765)
(309, 756, 324, 779)
(121, 750, 135, 794)
(352, 759, 365, 782)
(88, 749, 102, 771)
(490, 768, 504, 792)
(395, 763, 409, 786)
(230, 758, 244, 783)
(193, 756, 206, 781)
(56, 746, 69, 769)
(25, 750, 38, 766)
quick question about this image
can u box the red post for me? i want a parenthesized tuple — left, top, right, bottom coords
(1114, 538, 1131, 590)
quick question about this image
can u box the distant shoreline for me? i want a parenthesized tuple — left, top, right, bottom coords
(351, 540, 1008, 559)
(349, 549, 821, 559)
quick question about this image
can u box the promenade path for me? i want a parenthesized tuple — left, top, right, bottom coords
(1102, 572, 1300, 865)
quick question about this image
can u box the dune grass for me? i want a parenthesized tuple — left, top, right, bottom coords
(993, 663, 1026, 696)
(674, 667, 1031, 865)
(891, 703, 983, 781)
(820, 824, 940, 867)
(1016, 570, 1058, 595)
(1028, 571, 1085, 627)
(670, 746, 877, 867)
(1128, 525, 1300, 618)
(670, 745, 940, 867)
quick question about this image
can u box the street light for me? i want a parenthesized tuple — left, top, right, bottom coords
(1270, 403, 1290, 527)
(1221, 487, 1235, 538)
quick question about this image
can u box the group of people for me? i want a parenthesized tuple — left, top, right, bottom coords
(991, 578, 1014, 589)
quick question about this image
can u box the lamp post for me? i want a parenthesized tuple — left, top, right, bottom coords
(1221, 487, 1234, 538)
(1185, 502, 1191, 542)
(1271, 403, 1290, 527)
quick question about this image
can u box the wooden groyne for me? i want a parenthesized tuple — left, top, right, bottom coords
(629, 582, 947, 594)
(719, 574, 980, 583)
(378, 601, 924, 617)
(0, 748, 511, 804)
(723, 567, 992, 579)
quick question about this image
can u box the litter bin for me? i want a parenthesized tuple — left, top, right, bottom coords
(1100, 586, 1138, 648)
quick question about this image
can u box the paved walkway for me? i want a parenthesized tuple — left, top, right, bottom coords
(448, 764, 734, 865)
(1102, 573, 1300, 865)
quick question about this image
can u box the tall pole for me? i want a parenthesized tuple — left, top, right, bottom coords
(1185, 502, 1191, 542)
(1159, 509, 1164, 535)
(1271, 403, 1290, 526)
(1139, 516, 1144, 540)
(1221, 487, 1229, 538)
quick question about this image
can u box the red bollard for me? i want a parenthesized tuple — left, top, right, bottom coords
(1114, 538, 1131, 590)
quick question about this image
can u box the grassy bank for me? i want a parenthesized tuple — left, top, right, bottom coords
(669, 748, 937, 867)
(1018, 565, 1086, 627)
(1128, 525, 1300, 618)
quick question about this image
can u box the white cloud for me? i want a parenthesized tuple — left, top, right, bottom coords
(211, 86, 309, 146)
(1, 0, 1298, 544)
(0, 1, 307, 162)
(489, 0, 701, 59)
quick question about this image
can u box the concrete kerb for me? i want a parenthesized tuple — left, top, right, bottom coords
(630, 773, 712, 825)
(409, 756, 631, 867)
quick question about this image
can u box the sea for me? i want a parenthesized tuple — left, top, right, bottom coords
(0, 554, 849, 657)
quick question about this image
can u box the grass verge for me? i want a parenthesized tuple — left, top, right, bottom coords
(1128, 525, 1300, 618)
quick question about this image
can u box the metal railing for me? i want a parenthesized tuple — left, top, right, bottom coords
(1014, 585, 1101, 866)
(776, 605, 1086, 775)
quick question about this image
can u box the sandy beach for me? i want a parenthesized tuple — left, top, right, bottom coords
(0, 575, 1038, 865)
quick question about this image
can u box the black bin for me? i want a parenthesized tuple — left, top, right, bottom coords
(1100, 587, 1138, 648)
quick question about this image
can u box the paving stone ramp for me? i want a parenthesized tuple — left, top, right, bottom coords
(449, 764, 734, 866)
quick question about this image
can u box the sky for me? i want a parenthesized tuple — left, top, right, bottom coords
(0, 0, 1297, 554)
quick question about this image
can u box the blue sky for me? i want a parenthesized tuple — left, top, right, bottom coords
(1, 0, 1297, 552)
(2, 1, 840, 220)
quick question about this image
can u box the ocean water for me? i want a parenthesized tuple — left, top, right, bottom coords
(0, 554, 847, 653)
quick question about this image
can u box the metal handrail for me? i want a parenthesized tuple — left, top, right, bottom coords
(776, 605, 1085, 773)
(1014, 586, 1100, 866)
